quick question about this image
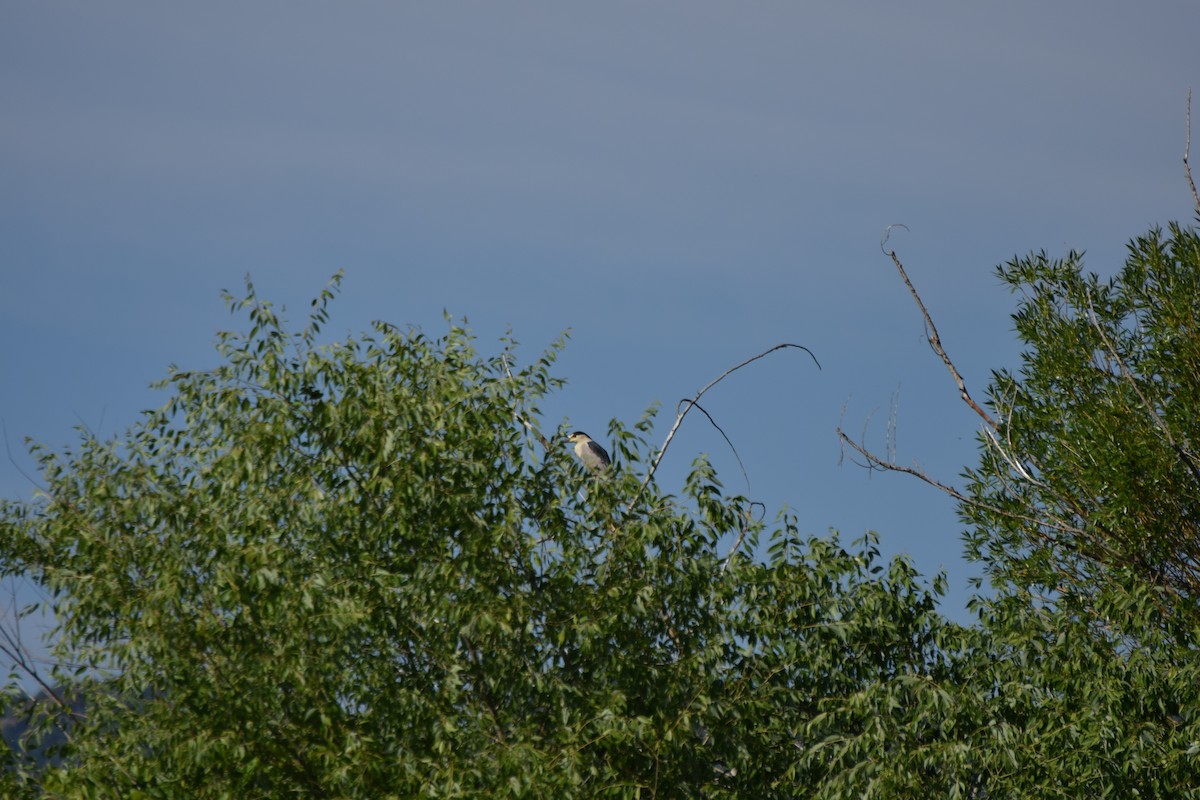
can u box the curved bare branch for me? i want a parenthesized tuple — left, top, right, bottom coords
(629, 343, 821, 513)
(679, 399, 751, 493)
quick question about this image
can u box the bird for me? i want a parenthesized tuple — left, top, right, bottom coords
(567, 431, 611, 471)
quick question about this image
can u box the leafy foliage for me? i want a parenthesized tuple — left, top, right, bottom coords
(0, 277, 950, 797)
(964, 223, 1200, 634)
(3, 220, 1200, 797)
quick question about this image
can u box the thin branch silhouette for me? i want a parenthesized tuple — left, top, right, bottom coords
(843, 227, 1132, 574)
(3, 419, 45, 494)
(880, 225, 996, 429)
(681, 399, 751, 494)
(629, 343, 821, 514)
(1186, 89, 1200, 217)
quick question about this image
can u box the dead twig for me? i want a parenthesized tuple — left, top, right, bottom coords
(880, 225, 996, 429)
(0, 583, 77, 721)
(1186, 89, 1200, 217)
(680, 400, 751, 494)
(841, 229, 1098, 542)
(629, 343, 821, 514)
(3, 419, 45, 494)
(835, 427, 1086, 539)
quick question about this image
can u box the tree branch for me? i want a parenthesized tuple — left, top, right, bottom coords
(681, 400, 751, 493)
(0, 588, 77, 721)
(1186, 88, 1200, 218)
(835, 425, 1086, 540)
(880, 225, 996, 429)
(629, 344, 821, 513)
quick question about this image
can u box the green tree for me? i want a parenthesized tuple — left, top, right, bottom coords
(955, 221, 1200, 795)
(963, 223, 1200, 631)
(835, 217, 1200, 797)
(0, 277, 942, 797)
(797, 584, 1200, 799)
(7, 216, 1200, 798)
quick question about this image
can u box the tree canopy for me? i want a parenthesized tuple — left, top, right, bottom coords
(965, 223, 1200, 627)
(2, 219, 1200, 797)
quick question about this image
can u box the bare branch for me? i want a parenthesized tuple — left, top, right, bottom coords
(837, 425, 971, 502)
(679, 400, 751, 493)
(880, 226, 997, 429)
(835, 425, 1086, 539)
(629, 344, 821, 513)
(3, 419, 45, 495)
(1186, 88, 1200, 217)
(887, 388, 900, 465)
(980, 426, 1041, 488)
(0, 580, 76, 719)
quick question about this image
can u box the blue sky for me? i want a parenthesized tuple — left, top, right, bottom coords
(2, 2, 1197, 624)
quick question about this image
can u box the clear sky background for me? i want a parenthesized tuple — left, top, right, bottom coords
(2, 2, 1198, 624)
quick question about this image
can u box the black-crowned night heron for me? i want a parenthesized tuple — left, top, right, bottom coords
(567, 431, 610, 471)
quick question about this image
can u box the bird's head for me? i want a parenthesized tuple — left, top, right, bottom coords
(567, 431, 592, 444)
